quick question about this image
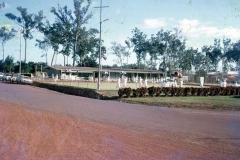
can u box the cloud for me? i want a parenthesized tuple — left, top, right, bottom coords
(139, 18, 166, 29)
(168, 17, 174, 21)
(178, 19, 240, 39)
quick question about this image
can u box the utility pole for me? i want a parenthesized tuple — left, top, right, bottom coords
(95, 0, 109, 91)
(164, 42, 168, 81)
(19, 29, 22, 74)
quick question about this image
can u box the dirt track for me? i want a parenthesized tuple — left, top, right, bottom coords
(0, 82, 240, 159)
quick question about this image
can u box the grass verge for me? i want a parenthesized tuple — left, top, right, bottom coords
(102, 90, 240, 110)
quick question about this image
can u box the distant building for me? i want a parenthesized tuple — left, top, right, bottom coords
(45, 65, 164, 81)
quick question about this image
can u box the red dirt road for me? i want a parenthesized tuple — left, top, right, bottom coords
(0, 82, 240, 159)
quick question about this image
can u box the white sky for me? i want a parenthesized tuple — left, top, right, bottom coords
(0, 0, 240, 66)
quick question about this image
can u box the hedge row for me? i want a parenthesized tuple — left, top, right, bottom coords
(32, 82, 109, 100)
(118, 86, 240, 98)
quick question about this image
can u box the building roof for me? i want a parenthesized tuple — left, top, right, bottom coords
(45, 65, 164, 74)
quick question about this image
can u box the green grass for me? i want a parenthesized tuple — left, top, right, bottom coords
(100, 89, 240, 110)
(116, 95, 240, 110)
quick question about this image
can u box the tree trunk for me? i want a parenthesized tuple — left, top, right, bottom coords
(2, 43, 4, 60)
(24, 38, 27, 63)
(73, 35, 78, 67)
(63, 55, 65, 66)
(51, 50, 56, 66)
(46, 52, 48, 65)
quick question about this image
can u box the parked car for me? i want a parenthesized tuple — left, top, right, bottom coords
(1, 73, 12, 81)
(16, 75, 33, 85)
(10, 74, 19, 83)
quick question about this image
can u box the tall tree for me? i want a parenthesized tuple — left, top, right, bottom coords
(225, 40, 240, 70)
(124, 38, 133, 67)
(3, 55, 14, 72)
(222, 38, 231, 72)
(35, 37, 51, 65)
(146, 34, 160, 70)
(202, 39, 222, 71)
(76, 27, 99, 65)
(131, 28, 147, 69)
(179, 47, 196, 72)
(156, 28, 185, 75)
(0, 59, 4, 71)
(110, 41, 127, 68)
(5, 7, 44, 62)
(50, 0, 93, 66)
(37, 21, 63, 66)
(193, 51, 205, 72)
(0, 26, 16, 60)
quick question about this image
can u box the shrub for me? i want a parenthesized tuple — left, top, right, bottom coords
(170, 87, 178, 96)
(124, 87, 132, 98)
(118, 87, 132, 98)
(214, 87, 222, 96)
(203, 88, 210, 96)
(176, 87, 184, 96)
(236, 87, 240, 95)
(139, 87, 148, 97)
(209, 87, 216, 96)
(118, 88, 125, 98)
(197, 88, 204, 96)
(133, 88, 141, 97)
(184, 87, 192, 96)
(155, 87, 162, 97)
(191, 87, 198, 96)
(148, 86, 157, 97)
(230, 86, 237, 95)
(222, 87, 231, 96)
(162, 87, 171, 97)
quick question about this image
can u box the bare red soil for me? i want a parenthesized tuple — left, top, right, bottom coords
(0, 101, 239, 160)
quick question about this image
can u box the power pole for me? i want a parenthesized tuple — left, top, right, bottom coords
(19, 29, 22, 74)
(95, 0, 109, 91)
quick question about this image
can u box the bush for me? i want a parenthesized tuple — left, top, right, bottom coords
(184, 87, 192, 96)
(197, 88, 204, 96)
(155, 87, 162, 97)
(118, 88, 125, 98)
(132, 88, 140, 97)
(209, 87, 216, 96)
(203, 88, 210, 96)
(222, 87, 231, 96)
(170, 87, 178, 96)
(162, 87, 171, 97)
(236, 87, 240, 95)
(176, 87, 184, 96)
(139, 87, 148, 97)
(148, 86, 157, 97)
(124, 87, 132, 98)
(191, 87, 198, 96)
